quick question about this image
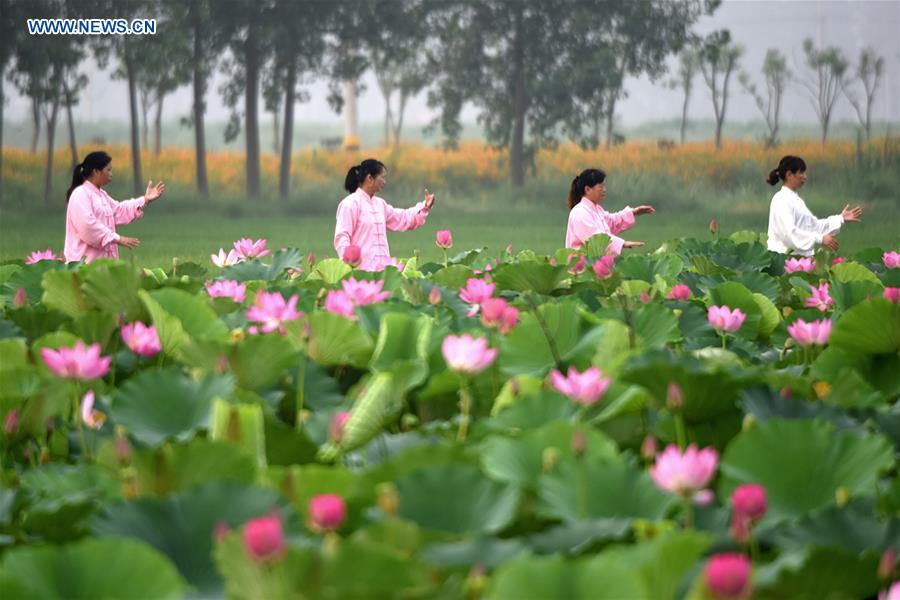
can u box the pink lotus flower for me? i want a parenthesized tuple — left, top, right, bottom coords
(731, 484, 767, 521)
(549, 366, 611, 406)
(666, 381, 684, 411)
(205, 280, 247, 303)
(428, 287, 442, 305)
(341, 277, 391, 306)
(40, 340, 111, 380)
(506, 244, 513, 255)
(120, 322, 161, 357)
(879, 581, 900, 600)
(342, 245, 361, 267)
(242, 514, 285, 562)
(384, 257, 405, 271)
(324, 290, 356, 319)
(640, 435, 657, 461)
(3, 409, 19, 435)
(13, 287, 27, 308)
(211, 248, 240, 268)
(245, 291, 303, 334)
(784, 257, 815, 273)
(787, 318, 831, 347)
(330, 411, 351, 443)
(709, 218, 718, 235)
(480, 298, 519, 334)
(592, 256, 615, 280)
(804, 282, 833, 312)
(650, 443, 718, 500)
(667, 284, 691, 301)
(704, 553, 751, 600)
(883, 251, 900, 269)
(25, 248, 59, 264)
(308, 494, 346, 533)
(831, 257, 844, 266)
(435, 229, 453, 249)
(884, 287, 900, 304)
(707, 305, 746, 333)
(459, 278, 495, 316)
(567, 254, 586, 275)
(80, 391, 106, 429)
(233, 238, 270, 260)
(441, 334, 498, 375)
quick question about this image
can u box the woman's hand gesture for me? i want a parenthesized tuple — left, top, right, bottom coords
(117, 236, 140, 249)
(623, 240, 645, 248)
(145, 180, 166, 203)
(840, 204, 862, 222)
(632, 205, 655, 216)
(424, 188, 436, 210)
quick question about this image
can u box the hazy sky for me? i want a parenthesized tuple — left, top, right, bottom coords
(5, 0, 900, 127)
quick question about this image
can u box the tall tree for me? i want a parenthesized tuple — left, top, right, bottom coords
(323, 1, 369, 150)
(217, 0, 274, 198)
(0, 0, 25, 203)
(697, 30, 742, 150)
(842, 47, 883, 141)
(738, 48, 789, 148)
(668, 46, 699, 145)
(61, 66, 88, 169)
(800, 38, 848, 147)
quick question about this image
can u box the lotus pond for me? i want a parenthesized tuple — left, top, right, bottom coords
(0, 232, 898, 599)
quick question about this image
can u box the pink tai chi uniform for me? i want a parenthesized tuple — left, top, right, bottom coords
(565, 197, 635, 255)
(333, 187, 430, 271)
(64, 181, 145, 263)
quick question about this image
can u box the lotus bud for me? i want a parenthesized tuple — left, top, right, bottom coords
(641, 435, 657, 461)
(13, 287, 27, 308)
(709, 219, 718, 235)
(835, 486, 850, 507)
(306, 251, 316, 269)
(376, 483, 399, 516)
(308, 494, 346, 533)
(329, 411, 351, 443)
(217, 354, 229, 374)
(213, 521, 231, 543)
(3, 409, 20, 436)
(115, 426, 131, 467)
(428, 287, 442, 306)
(666, 381, 684, 412)
(542, 446, 560, 472)
(878, 547, 896, 582)
(242, 514, 285, 562)
(571, 427, 587, 458)
(779, 386, 792, 398)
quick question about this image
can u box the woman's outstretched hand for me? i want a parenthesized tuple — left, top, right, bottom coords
(623, 240, 645, 248)
(424, 188, 436, 210)
(632, 205, 655, 216)
(117, 236, 140, 249)
(145, 180, 166, 203)
(822, 234, 839, 251)
(841, 204, 862, 222)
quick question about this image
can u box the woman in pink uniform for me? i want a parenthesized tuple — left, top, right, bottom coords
(565, 168, 654, 255)
(64, 151, 165, 263)
(334, 158, 435, 271)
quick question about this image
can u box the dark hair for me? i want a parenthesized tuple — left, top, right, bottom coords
(767, 155, 806, 186)
(66, 151, 112, 202)
(343, 158, 386, 193)
(567, 168, 606, 209)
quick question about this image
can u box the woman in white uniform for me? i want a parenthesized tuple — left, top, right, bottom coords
(766, 155, 861, 256)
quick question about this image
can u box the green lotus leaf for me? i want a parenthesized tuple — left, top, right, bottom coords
(707, 281, 762, 339)
(229, 332, 298, 390)
(3, 260, 67, 305)
(80, 261, 144, 319)
(139, 288, 230, 355)
(829, 297, 900, 355)
(318, 539, 432, 598)
(581, 233, 612, 258)
(395, 463, 520, 534)
(719, 419, 894, 521)
(752, 292, 781, 338)
(765, 500, 900, 554)
(487, 553, 646, 600)
(0, 537, 185, 600)
(429, 264, 475, 290)
(305, 257, 351, 284)
(831, 261, 882, 284)
(616, 254, 684, 283)
(499, 301, 582, 377)
(41, 270, 90, 318)
(0, 338, 28, 372)
(219, 248, 304, 282)
(210, 399, 267, 469)
(480, 421, 619, 487)
(488, 391, 577, 431)
(92, 482, 290, 595)
(491, 262, 568, 295)
(830, 279, 884, 312)
(537, 459, 674, 522)
(369, 312, 432, 392)
(754, 546, 880, 600)
(526, 518, 631, 554)
(263, 464, 369, 527)
(304, 311, 374, 368)
(422, 536, 527, 568)
(739, 386, 863, 434)
(632, 303, 680, 348)
(111, 367, 234, 447)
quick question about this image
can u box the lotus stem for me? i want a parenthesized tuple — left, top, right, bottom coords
(456, 379, 473, 442)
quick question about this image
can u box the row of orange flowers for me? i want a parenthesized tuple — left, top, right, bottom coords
(3, 138, 897, 195)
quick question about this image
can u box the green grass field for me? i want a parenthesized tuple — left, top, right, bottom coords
(2, 189, 896, 268)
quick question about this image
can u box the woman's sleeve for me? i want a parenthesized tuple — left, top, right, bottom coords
(112, 196, 146, 225)
(384, 200, 429, 231)
(812, 213, 844, 236)
(605, 206, 636, 234)
(69, 190, 119, 248)
(770, 200, 821, 254)
(333, 198, 357, 258)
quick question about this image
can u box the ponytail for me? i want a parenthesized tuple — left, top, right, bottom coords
(343, 158, 386, 193)
(66, 150, 111, 202)
(567, 168, 606, 210)
(767, 155, 806, 186)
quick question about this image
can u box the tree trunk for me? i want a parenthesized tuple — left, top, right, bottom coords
(125, 43, 143, 196)
(154, 92, 163, 156)
(0, 76, 5, 204)
(244, 24, 261, 198)
(680, 87, 690, 144)
(191, 2, 209, 197)
(43, 99, 60, 207)
(30, 98, 40, 154)
(140, 86, 150, 149)
(392, 90, 408, 153)
(279, 59, 296, 200)
(64, 80, 78, 170)
(343, 79, 358, 147)
(509, 7, 526, 188)
(272, 108, 280, 155)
